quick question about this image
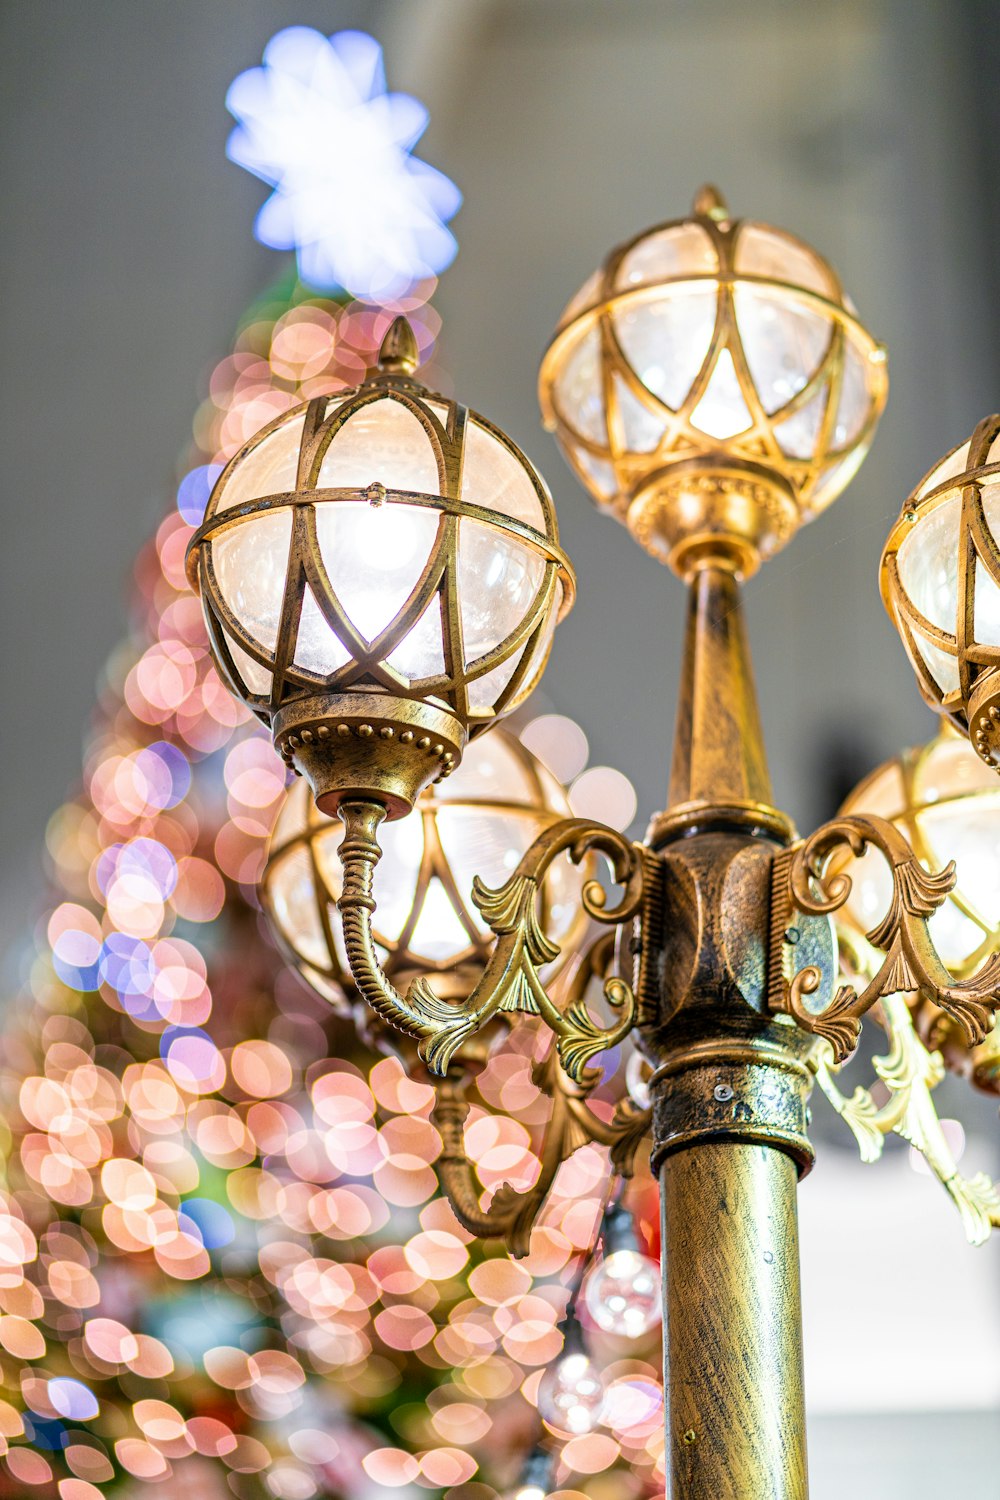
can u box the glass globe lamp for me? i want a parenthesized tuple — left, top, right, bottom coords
(833, 727, 1000, 1092)
(583, 1203, 661, 1338)
(881, 414, 1000, 768)
(539, 185, 887, 579)
(536, 1322, 606, 1436)
(261, 727, 586, 1022)
(187, 317, 574, 818)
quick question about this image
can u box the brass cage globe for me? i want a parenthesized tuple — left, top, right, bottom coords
(539, 186, 888, 578)
(187, 318, 575, 818)
(882, 413, 1000, 768)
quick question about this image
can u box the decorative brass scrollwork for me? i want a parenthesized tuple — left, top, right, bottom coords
(337, 801, 645, 1080)
(429, 934, 650, 1258)
(811, 994, 1000, 1246)
(773, 814, 1000, 1062)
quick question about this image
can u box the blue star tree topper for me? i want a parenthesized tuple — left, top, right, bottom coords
(227, 27, 461, 301)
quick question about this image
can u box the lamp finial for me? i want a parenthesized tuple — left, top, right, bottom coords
(378, 315, 419, 375)
(693, 183, 730, 223)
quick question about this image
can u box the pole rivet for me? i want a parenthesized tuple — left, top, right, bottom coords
(713, 1083, 734, 1103)
(682, 1430, 697, 1446)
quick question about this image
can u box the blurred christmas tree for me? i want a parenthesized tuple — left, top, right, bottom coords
(0, 29, 664, 1500)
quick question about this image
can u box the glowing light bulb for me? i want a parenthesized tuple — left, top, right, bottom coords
(583, 1202, 661, 1338)
(585, 1247, 661, 1337)
(537, 1334, 605, 1435)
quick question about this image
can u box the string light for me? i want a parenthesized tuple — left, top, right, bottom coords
(583, 1201, 661, 1338)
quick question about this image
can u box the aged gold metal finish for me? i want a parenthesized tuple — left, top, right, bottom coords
(661, 1144, 807, 1500)
(189, 189, 1000, 1500)
(882, 413, 1000, 767)
(539, 185, 888, 578)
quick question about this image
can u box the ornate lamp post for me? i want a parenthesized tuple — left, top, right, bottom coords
(187, 188, 1000, 1499)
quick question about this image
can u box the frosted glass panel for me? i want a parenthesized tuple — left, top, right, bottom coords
(613, 287, 717, 411)
(461, 419, 545, 530)
(914, 634, 960, 695)
(223, 630, 272, 696)
(690, 349, 752, 439)
(294, 585, 351, 676)
(920, 803, 1000, 926)
(217, 413, 306, 512)
(271, 780, 307, 849)
(897, 493, 961, 634)
(554, 326, 605, 442)
(458, 521, 544, 665)
(613, 376, 667, 452)
(269, 845, 328, 968)
(438, 808, 546, 932)
(977, 485, 1000, 647)
(317, 398, 439, 494)
(468, 641, 527, 711)
(519, 583, 563, 697)
(974, 563, 1000, 648)
(214, 511, 293, 656)
(917, 442, 971, 499)
(559, 269, 604, 328)
(572, 450, 616, 500)
(833, 343, 869, 448)
(774, 386, 829, 459)
(315, 502, 439, 643)
(386, 594, 446, 680)
(437, 734, 537, 805)
(734, 287, 831, 414)
(736, 225, 834, 297)
(928, 902, 987, 968)
(616, 223, 717, 289)
(913, 735, 998, 803)
(843, 841, 894, 934)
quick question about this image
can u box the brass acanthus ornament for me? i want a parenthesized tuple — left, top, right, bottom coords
(190, 189, 1000, 1499)
(334, 801, 644, 1080)
(770, 814, 1000, 1063)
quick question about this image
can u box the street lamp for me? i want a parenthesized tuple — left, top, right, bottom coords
(187, 188, 1000, 1499)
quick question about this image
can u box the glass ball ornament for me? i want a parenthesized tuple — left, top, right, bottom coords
(536, 1335, 606, 1436)
(188, 316, 574, 818)
(583, 1202, 661, 1338)
(834, 726, 1000, 1092)
(262, 727, 586, 1026)
(584, 1254, 661, 1340)
(881, 414, 1000, 768)
(539, 185, 887, 579)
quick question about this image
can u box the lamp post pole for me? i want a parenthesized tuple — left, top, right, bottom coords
(644, 561, 813, 1499)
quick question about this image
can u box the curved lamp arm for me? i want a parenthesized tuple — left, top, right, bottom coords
(337, 800, 647, 1081)
(769, 814, 1000, 1063)
(430, 934, 651, 1258)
